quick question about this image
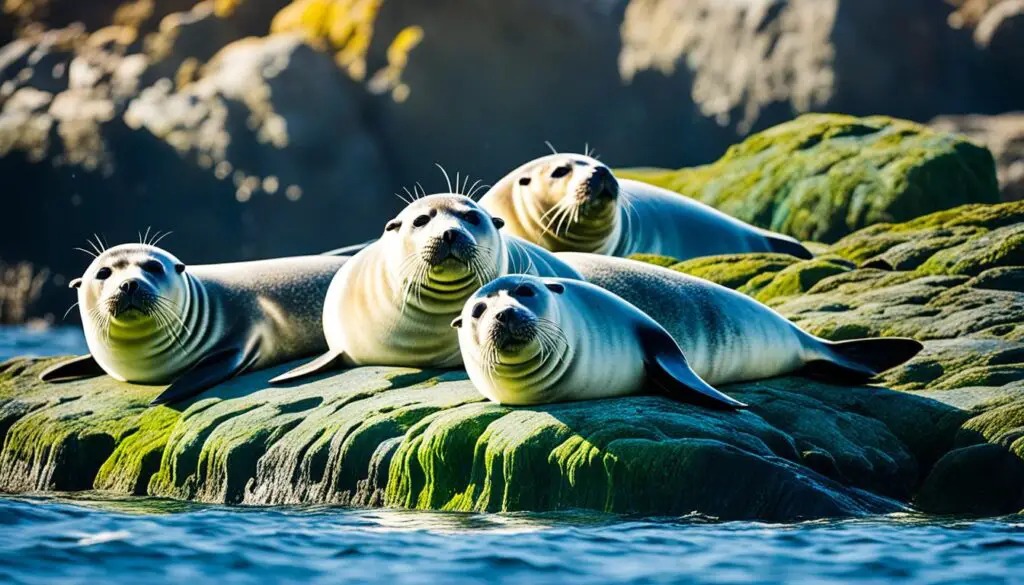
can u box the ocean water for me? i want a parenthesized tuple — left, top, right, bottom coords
(1, 328, 1023, 585)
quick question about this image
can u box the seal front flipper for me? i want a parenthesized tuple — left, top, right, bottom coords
(269, 351, 346, 385)
(151, 345, 259, 406)
(637, 325, 747, 410)
(39, 355, 105, 383)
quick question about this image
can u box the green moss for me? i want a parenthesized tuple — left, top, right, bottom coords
(751, 258, 853, 302)
(667, 253, 799, 290)
(620, 114, 1000, 243)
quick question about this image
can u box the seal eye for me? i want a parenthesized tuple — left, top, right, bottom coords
(513, 285, 535, 298)
(95, 267, 112, 280)
(141, 260, 164, 275)
(463, 210, 481, 226)
(471, 302, 487, 319)
(385, 220, 401, 232)
(518, 177, 531, 186)
(413, 214, 431, 228)
(550, 166, 571, 179)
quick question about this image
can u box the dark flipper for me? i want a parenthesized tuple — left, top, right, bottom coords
(767, 235, 814, 260)
(151, 344, 259, 406)
(39, 354, 105, 383)
(638, 325, 747, 410)
(321, 239, 376, 256)
(804, 337, 924, 383)
(269, 351, 346, 385)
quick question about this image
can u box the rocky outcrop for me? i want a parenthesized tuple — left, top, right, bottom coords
(3, 201, 1024, 518)
(0, 0, 1020, 323)
(619, 114, 1001, 243)
(932, 113, 1024, 201)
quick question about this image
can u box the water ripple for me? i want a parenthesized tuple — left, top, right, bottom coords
(0, 495, 1020, 585)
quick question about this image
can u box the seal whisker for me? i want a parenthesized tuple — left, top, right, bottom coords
(62, 302, 80, 321)
(73, 247, 97, 258)
(544, 140, 558, 155)
(435, 163, 454, 193)
(415, 182, 426, 199)
(86, 237, 103, 257)
(150, 231, 173, 248)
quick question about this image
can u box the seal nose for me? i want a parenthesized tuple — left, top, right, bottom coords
(494, 308, 513, 324)
(119, 279, 140, 294)
(593, 167, 618, 200)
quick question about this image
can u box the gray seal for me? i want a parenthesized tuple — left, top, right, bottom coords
(269, 193, 582, 384)
(478, 153, 812, 260)
(40, 243, 349, 405)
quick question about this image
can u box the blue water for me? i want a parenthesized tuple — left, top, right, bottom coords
(1, 328, 1023, 584)
(0, 496, 1020, 585)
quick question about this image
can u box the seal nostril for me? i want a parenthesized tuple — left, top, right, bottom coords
(442, 229, 458, 244)
(495, 308, 510, 323)
(120, 280, 139, 294)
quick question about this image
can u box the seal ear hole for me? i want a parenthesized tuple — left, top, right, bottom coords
(450, 317, 463, 329)
(175, 263, 186, 274)
(69, 278, 82, 289)
(518, 177, 531, 187)
(544, 282, 565, 294)
(385, 220, 401, 232)
(550, 166, 571, 179)
(471, 302, 487, 319)
(95, 267, 112, 280)
(492, 217, 505, 229)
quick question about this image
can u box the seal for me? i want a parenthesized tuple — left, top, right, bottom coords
(452, 275, 747, 409)
(558, 253, 923, 387)
(269, 193, 582, 384)
(39, 242, 348, 405)
(478, 153, 813, 260)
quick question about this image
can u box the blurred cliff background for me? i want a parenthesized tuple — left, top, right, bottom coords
(0, 0, 1022, 323)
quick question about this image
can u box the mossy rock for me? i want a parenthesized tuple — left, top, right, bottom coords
(618, 114, 1000, 244)
(2, 358, 932, 521)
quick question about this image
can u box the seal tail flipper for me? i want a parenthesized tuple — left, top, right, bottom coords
(321, 239, 376, 256)
(766, 234, 814, 260)
(638, 325, 747, 410)
(804, 337, 924, 383)
(151, 345, 258, 406)
(39, 354, 105, 383)
(269, 351, 346, 385)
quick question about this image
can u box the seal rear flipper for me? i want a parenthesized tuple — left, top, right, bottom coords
(766, 234, 814, 260)
(804, 337, 924, 383)
(39, 355, 105, 383)
(151, 345, 258, 406)
(269, 351, 346, 385)
(638, 325, 747, 410)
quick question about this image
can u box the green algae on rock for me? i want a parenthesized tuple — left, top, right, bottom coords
(618, 114, 1001, 243)
(1, 359, 909, 521)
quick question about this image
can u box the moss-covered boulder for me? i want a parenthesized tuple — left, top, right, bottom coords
(619, 114, 1001, 243)
(3, 201, 1024, 518)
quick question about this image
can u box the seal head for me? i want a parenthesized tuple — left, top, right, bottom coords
(481, 154, 621, 254)
(379, 194, 507, 311)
